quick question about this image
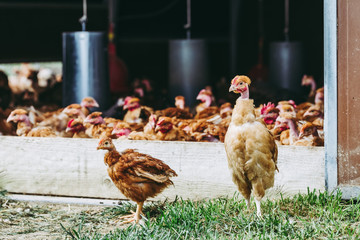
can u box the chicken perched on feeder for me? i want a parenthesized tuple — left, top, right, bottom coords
(224, 75, 278, 217)
(97, 137, 177, 224)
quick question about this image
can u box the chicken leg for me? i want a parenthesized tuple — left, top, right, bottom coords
(119, 202, 144, 225)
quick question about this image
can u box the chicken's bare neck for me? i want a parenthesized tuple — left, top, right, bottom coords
(21, 116, 32, 128)
(231, 98, 256, 125)
(309, 80, 317, 97)
(286, 119, 299, 144)
(239, 89, 249, 100)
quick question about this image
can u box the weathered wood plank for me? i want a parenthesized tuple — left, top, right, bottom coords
(0, 136, 325, 201)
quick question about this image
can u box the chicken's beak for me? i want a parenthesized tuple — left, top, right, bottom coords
(303, 111, 311, 118)
(229, 84, 237, 92)
(6, 115, 14, 123)
(123, 104, 129, 110)
(111, 129, 117, 135)
(91, 101, 99, 108)
(65, 127, 72, 132)
(96, 146, 102, 150)
(298, 132, 304, 139)
(155, 125, 161, 132)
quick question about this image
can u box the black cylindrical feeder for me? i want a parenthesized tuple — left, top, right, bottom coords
(62, 31, 110, 110)
(169, 39, 209, 107)
(269, 41, 304, 93)
(268, 0, 305, 96)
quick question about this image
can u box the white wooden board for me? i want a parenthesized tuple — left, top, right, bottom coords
(0, 136, 325, 201)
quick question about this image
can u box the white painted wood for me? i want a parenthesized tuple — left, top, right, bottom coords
(0, 136, 325, 201)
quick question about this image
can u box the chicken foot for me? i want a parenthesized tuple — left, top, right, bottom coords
(118, 202, 145, 225)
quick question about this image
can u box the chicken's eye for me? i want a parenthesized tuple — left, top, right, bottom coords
(104, 141, 109, 145)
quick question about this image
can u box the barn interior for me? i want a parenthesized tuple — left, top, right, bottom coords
(0, 0, 323, 110)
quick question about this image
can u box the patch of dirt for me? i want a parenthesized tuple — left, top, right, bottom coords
(0, 199, 124, 239)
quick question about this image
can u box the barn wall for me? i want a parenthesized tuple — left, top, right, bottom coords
(337, 0, 360, 186)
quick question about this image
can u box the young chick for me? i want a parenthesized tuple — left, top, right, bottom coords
(224, 75, 278, 217)
(97, 137, 177, 224)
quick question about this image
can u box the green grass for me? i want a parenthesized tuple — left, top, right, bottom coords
(61, 189, 360, 240)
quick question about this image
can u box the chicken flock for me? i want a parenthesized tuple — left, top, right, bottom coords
(0, 67, 324, 223)
(0, 65, 324, 146)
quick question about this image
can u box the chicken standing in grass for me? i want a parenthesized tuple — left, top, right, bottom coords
(97, 137, 177, 224)
(224, 75, 278, 217)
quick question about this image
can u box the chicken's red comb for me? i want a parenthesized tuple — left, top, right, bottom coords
(288, 100, 297, 108)
(67, 119, 75, 127)
(261, 102, 275, 115)
(157, 118, 165, 125)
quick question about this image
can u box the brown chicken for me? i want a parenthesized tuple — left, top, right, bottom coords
(97, 137, 177, 224)
(111, 121, 132, 139)
(84, 112, 114, 138)
(7, 109, 57, 137)
(224, 75, 278, 217)
(260, 102, 280, 130)
(155, 96, 193, 119)
(195, 89, 219, 119)
(123, 97, 152, 124)
(293, 122, 324, 146)
(154, 116, 184, 141)
(127, 114, 158, 140)
(273, 115, 299, 145)
(80, 96, 100, 116)
(65, 118, 90, 138)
